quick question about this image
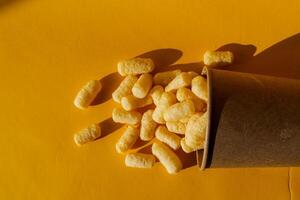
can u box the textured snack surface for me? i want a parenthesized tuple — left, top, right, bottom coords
(74, 80, 102, 109)
(132, 73, 153, 98)
(176, 87, 206, 112)
(166, 121, 186, 135)
(155, 126, 181, 150)
(153, 70, 181, 86)
(117, 58, 155, 76)
(165, 72, 192, 92)
(185, 112, 207, 149)
(191, 76, 208, 101)
(121, 95, 153, 111)
(203, 50, 234, 67)
(112, 75, 138, 103)
(125, 153, 156, 168)
(163, 100, 195, 122)
(152, 142, 182, 174)
(140, 109, 157, 141)
(116, 126, 139, 153)
(112, 107, 142, 125)
(74, 124, 101, 146)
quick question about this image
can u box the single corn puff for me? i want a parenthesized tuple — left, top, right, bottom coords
(116, 126, 139, 153)
(155, 126, 181, 150)
(112, 107, 142, 125)
(163, 100, 195, 122)
(74, 124, 101, 146)
(191, 76, 208, 102)
(166, 121, 186, 135)
(140, 109, 157, 141)
(203, 50, 234, 67)
(153, 70, 181, 86)
(118, 58, 155, 76)
(165, 72, 192, 92)
(149, 85, 164, 106)
(74, 80, 102, 109)
(132, 73, 153, 98)
(185, 112, 207, 149)
(152, 142, 182, 174)
(125, 153, 156, 168)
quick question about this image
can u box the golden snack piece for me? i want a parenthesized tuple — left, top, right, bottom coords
(153, 70, 181, 86)
(125, 153, 156, 168)
(152, 92, 177, 124)
(179, 117, 190, 123)
(166, 121, 186, 135)
(191, 76, 208, 102)
(74, 123, 101, 146)
(74, 80, 102, 109)
(117, 58, 155, 76)
(163, 100, 195, 122)
(132, 73, 153, 98)
(112, 107, 142, 125)
(116, 126, 139, 154)
(140, 109, 157, 141)
(176, 87, 206, 112)
(180, 138, 202, 153)
(121, 95, 153, 111)
(155, 126, 181, 150)
(152, 142, 182, 174)
(149, 85, 164, 106)
(112, 75, 138, 103)
(165, 72, 193, 92)
(185, 112, 207, 149)
(203, 50, 234, 67)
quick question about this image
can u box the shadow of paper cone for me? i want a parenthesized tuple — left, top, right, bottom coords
(199, 68, 300, 169)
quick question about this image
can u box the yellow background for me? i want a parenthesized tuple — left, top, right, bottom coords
(0, 0, 300, 199)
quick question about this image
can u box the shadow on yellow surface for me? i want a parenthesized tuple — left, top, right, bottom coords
(224, 33, 300, 79)
(98, 118, 123, 139)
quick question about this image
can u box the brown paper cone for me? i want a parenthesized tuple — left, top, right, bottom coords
(198, 68, 300, 169)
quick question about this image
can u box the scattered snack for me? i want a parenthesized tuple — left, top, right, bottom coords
(191, 76, 208, 101)
(165, 72, 193, 92)
(166, 121, 186, 135)
(153, 70, 181, 86)
(73, 50, 234, 174)
(112, 75, 138, 103)
(125, 153, 156, 168)
(180, 138, 198, 153)
(149, 85, 164, 106)
(155, 126, 181, 150)
(74, 80, 102, 109)
(117, 58, 155, 76)
(185, 112, 207, 149)
(140, 109, 157, 141)
(152, 92, 177, 124)
(163, 100, 195, 122)
(203, 50, 234, 67)
(116, 126, 140, 154)
(176, 87, 206, 112)
(132, 73, 153, 98)
(112, 107, 142, 125)
(121, 95, 153, 111)
(152, 142, 182, 174)
(74, 123, 101, 146)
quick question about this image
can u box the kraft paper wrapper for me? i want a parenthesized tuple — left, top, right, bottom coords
(198, 68, 300, 169)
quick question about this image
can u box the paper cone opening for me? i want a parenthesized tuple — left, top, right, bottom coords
(198, 68, 300, 169)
